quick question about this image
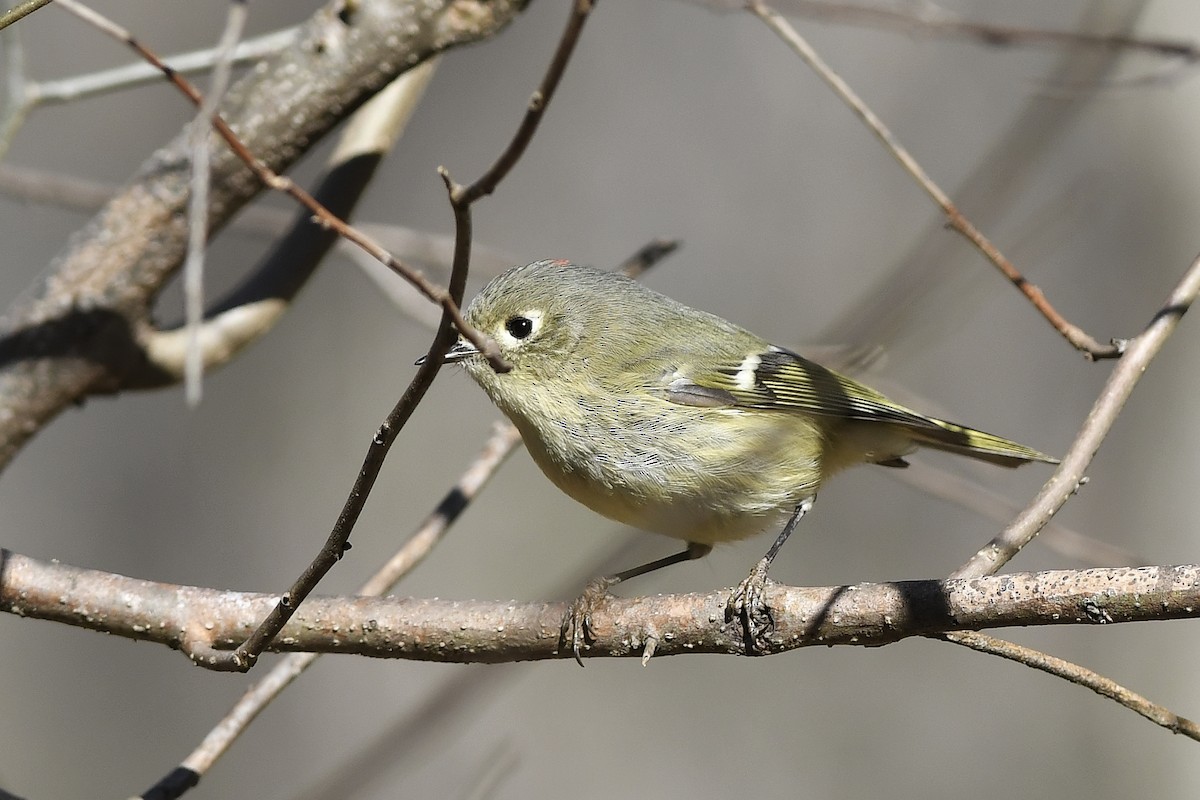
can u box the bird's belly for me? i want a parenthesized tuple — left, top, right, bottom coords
(513, 405, 823, 545)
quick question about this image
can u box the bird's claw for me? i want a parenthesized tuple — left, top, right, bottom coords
(561, 575, 618, 666)
(726, 559, 775, 652)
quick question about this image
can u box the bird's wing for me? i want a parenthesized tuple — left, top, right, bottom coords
(659, 345, 938, 429)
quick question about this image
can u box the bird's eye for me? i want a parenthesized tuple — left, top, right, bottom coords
(505, 316, 534, 339)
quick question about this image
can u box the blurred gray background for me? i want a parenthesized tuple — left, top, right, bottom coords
(3, 1, 1200, 798)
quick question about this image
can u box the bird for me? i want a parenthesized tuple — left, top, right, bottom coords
(426, 259, 1057, 659)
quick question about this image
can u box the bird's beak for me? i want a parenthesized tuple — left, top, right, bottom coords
(414, 338, 478, 366)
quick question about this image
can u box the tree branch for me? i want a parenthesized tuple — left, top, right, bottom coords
(135, 240, 677, 798)
(179, 0, 247, 404)
(0, 0, 52, 32)
(216, 0, 594, 672)
(3, 552, 1197, 662)
(132, 60, 440, 385)
(0, 0, 526, 471)
(713, 0, 1199, 63)
(57, 0, 504, 379)
(954, 251, 1200, 578)
(31, 27, 299, 105)
(750, 2, 1123, 359)
(938, 630, 1200, 742)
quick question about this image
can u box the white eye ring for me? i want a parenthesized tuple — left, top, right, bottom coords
(499, 309, 543, 347)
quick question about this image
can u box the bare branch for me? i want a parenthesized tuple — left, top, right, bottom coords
(222, 0, 596, 672)
(4, 552, 1199, 663)
(129, 422, 523, 798)
(695, 1, 1199, 63)
(0, 0, 527, 471)
(0, 25, 29, 158)
(617, 239, 680, 279)
(749, 2, 1123, 359)
(898, 459, 1143, 567)
(135, 60, 440, 383)
(0, 162, 114, 208)
(0, 0, 52, 32)
(181, 0, 248, 405)
(30, 27, 298, 104)
(940, 631, 1200, 742)
(454, 0, 596, 206)
(955, 252, 1200, 578)
(139, 239, 678, 797)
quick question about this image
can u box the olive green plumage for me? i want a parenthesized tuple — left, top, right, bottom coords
(440, 260, 1056, 547)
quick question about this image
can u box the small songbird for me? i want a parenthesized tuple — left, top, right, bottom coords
(428, 260, 1056, 658)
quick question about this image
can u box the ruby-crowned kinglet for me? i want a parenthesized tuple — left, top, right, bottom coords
(429, 260, 1056, 656)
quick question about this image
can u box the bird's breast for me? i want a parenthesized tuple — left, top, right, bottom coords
(506, 389, 826, 544)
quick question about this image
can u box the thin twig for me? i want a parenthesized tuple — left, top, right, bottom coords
(4, 27, 294, 158)
(183, 0, 247, 406)
(135, 61, 441, 383)
(749, 2, 1122, 360)
(142, 238, 676, 797)
(0, 160, 518, 353)
(30, 27, 298, 104)
(732, 0, 1199, 63)
(954, 252, 1200, 578)
(617, 238, 680, 279)
(53, 0, 502, 370)
(939, 631, 1200, 741)
(453, 0, 595, 206)
(132, 422, 523, 799)
(0, 0, 52, 31)
(0, 25, 28, 160)
(224, 0, 595, 671)
(897, 459, 1142, 567)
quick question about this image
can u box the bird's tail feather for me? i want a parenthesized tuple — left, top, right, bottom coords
(906, 418, 1059, 468)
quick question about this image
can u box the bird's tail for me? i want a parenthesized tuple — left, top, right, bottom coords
(905, 418, 1059, 468)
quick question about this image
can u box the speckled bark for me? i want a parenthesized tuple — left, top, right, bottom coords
(3, 551, 1196, 663)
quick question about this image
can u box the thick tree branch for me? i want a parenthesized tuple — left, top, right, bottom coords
(133, 60, 440, 385)
(0, 162, 518, 331)
(0, 0, 526, 471)
(3, 551, 1197, 663)
(58, 0, 507, 380)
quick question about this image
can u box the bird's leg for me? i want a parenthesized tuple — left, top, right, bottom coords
(562, 541, 712, 666)
(727, 497, 814, 652)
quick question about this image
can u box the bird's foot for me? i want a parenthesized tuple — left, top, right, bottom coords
(560, 575, 618, 666)
(726, 558, 775, 653)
